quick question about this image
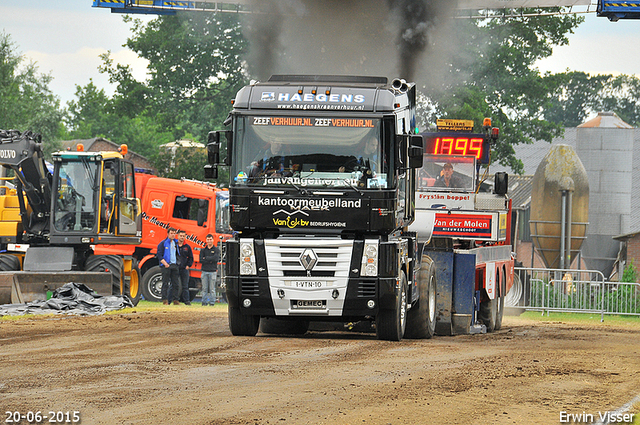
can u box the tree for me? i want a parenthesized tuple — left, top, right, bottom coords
(102, 14, 248, 140)
(66, 79, 174, 159)
(543, 72, 640, 128)
(420, 10, 584, 173)
(0, 32, 64, 151)
(93, 13, 248, 180)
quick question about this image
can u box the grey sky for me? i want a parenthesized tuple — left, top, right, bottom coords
(1, 1, 639, 107)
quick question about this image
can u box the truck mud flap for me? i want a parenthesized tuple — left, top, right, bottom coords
(0, 272, 112, 304)
(424, 250, 476, 336)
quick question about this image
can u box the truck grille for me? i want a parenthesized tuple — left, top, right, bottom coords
(264, 239, 353, 278)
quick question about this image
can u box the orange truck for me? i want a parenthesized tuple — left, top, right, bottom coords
(95, 173, 232, 302)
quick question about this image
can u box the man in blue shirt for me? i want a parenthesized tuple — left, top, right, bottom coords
(157, 227, 181, 305)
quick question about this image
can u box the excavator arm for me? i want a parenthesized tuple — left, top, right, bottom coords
(0, 130, 53, 241)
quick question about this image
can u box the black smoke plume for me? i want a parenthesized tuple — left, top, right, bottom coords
(244, 0, 458, 82)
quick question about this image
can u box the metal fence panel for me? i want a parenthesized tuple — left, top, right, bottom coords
(509, 267, 640, 319)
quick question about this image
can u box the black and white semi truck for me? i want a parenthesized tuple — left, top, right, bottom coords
(206, 75, 512, 340)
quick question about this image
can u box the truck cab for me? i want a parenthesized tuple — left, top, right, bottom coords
(94, 175, 232, 302)
(208, 76, 427, 340)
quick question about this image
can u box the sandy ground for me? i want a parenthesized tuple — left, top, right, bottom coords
(1, 307, 639, 425)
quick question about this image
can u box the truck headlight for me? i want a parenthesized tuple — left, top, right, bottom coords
(240, 239, 257, 276)
(361, 240, 378, 277)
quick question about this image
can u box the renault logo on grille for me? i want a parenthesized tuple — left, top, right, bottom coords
(299, 249, 318, 271)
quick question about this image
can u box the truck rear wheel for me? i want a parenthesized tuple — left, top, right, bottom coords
(260, 318, 309, 335)
(228, 306, 259, 336)
(479, 288, 498, 332)
(494, 273, 505, 331)
(188, 277, 199, 302)
(376, 271, 408, 341)
(405, 255, 437, 339)
(141, 266, 163, 302)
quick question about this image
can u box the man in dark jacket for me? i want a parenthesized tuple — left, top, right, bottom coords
(199, 233, 220, 305)
(157, 227, 180, 305)
(177, 230, 194, 305)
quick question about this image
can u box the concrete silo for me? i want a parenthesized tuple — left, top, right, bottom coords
(530, 145, 589, 269)
(576, 112, 634, 277)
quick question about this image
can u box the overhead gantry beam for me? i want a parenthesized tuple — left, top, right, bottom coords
(92, 0, 596, 18)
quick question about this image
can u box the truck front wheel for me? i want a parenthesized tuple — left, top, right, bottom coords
(376, 271, 408, 341)
(228, 306, 260, 336)
(141, 266, 163, 302)
(405, 255, 437, 339)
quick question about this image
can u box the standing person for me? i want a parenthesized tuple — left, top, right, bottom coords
(177, 230, 194, 306)
(157, 227, 180, 305)
(199, 234, 220, 306)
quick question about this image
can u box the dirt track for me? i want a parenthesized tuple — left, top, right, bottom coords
(1, 307, 639, 425)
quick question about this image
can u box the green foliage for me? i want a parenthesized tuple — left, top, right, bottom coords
(420, 10, 584, 173)
(544, 72, 640, 128)
(115, 13, 248, 140)
(0, 32, 65, 149)
(67, 13, 249, 181)
(622, 260, 638, 284)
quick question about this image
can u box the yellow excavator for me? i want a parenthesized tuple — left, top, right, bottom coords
(0, 130, 142, 305)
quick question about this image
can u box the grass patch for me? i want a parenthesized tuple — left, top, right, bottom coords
(105, 300, 229, 315)
(508, 311, 640, 328)
(0, 313, 53, 322)
(0, 300, 228, 321)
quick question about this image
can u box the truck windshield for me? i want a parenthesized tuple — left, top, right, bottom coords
(53, 159, 98, 232)
(417, 155, 476, 192)
(232, 115, 387, 189)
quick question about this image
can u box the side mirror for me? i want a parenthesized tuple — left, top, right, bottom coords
(408, 135, 424, 169)
(222, 130, 233, 166)
(494, 172, 508, 195)
(204, 164, 218, 180)
(207, 131, 220, 165)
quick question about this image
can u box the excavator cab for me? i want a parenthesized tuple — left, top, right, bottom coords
(0, 130, 142, 305)
(49, 151, 141, 245)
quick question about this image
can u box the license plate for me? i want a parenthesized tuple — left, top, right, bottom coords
(292, 300, 325, 309)
(292, 281, 324, 288)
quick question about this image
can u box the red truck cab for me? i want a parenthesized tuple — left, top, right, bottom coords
(95, 173, 231, 301)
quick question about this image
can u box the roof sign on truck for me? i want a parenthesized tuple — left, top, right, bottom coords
(436, 119, 474, 132)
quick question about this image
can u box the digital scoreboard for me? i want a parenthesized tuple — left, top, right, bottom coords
(421, 132, 490, 164)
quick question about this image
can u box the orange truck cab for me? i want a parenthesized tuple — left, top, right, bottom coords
(94, 172, 232, 301)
